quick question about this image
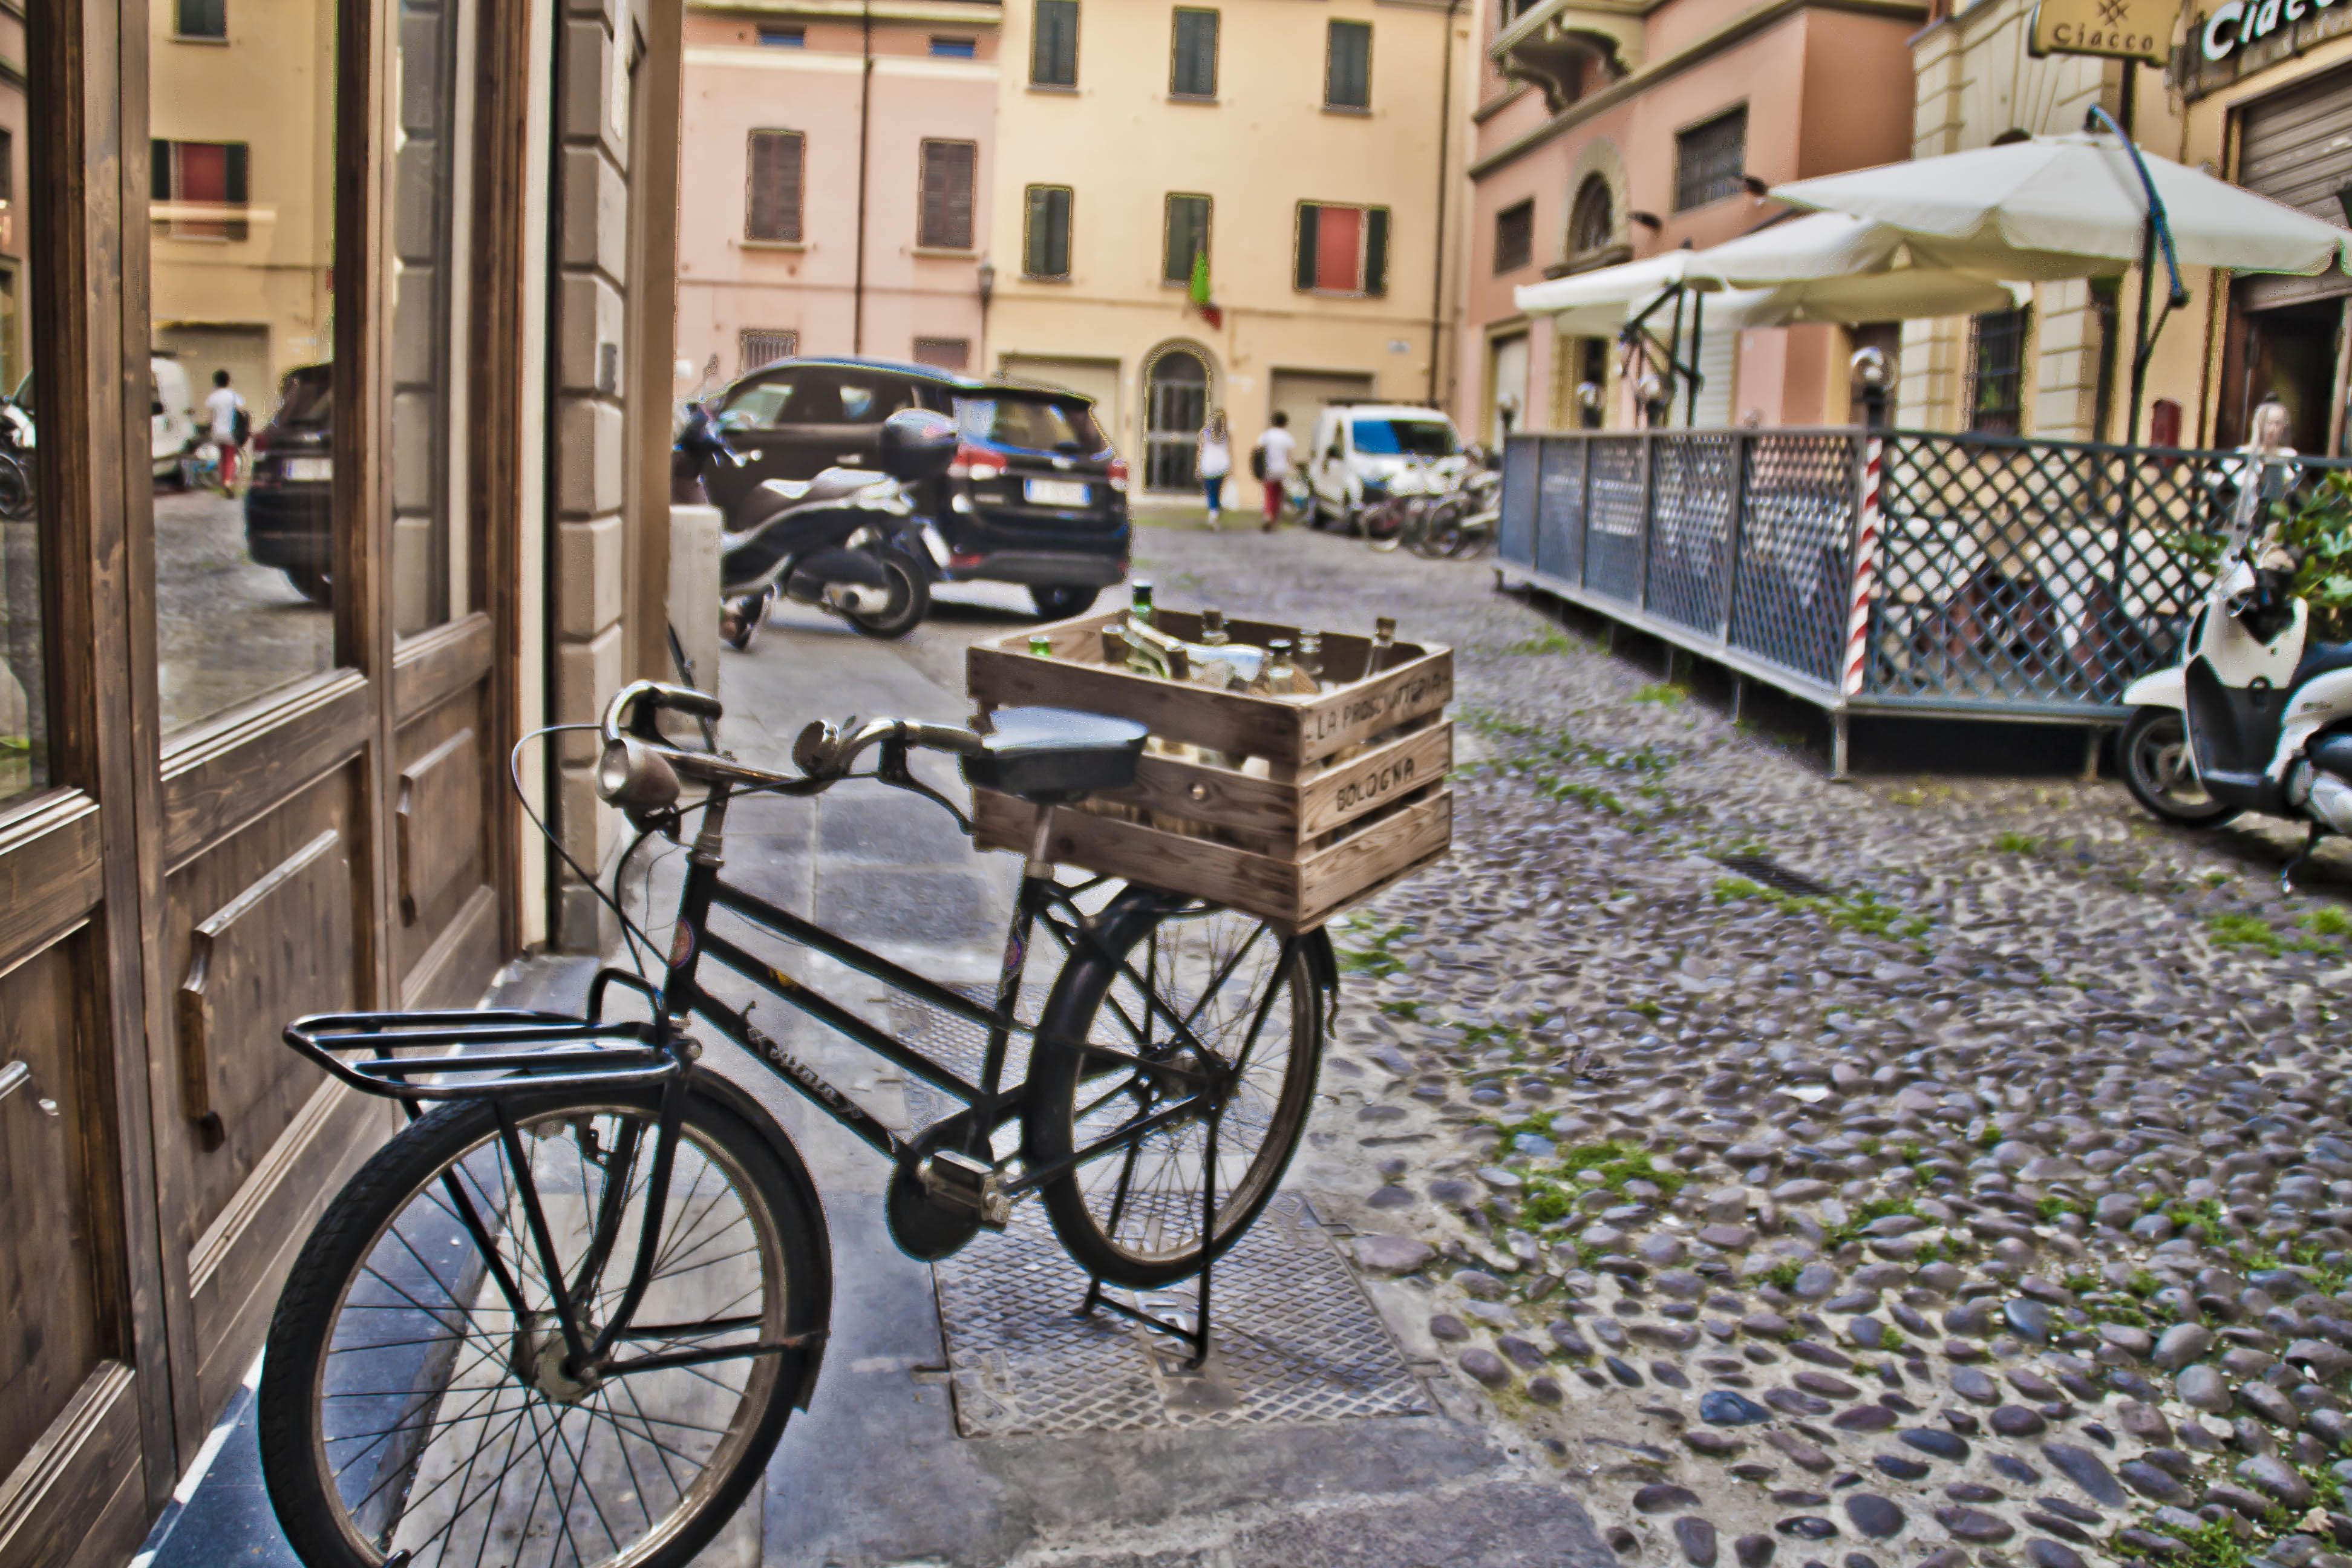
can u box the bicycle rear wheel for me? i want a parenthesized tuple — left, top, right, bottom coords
(1022, 890, 1323, 1289)
(258, 1076, 825, 1568)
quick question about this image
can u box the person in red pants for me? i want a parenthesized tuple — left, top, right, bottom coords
(1252, 410, 1296, 532)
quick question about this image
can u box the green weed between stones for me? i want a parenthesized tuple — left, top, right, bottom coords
(1820, 1196, 1917, 1252)
(1503, 630, 1587, 657)
(2205, 911, 2342, 957)
(1334, 917, 1416, 978)
(1632, 682, 1689, 705)
(1711, 877, 1932, 943)
(1994, 831, 2041, 854)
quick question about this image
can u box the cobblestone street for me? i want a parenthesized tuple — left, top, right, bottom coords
(1132, 523, 2352, 1568)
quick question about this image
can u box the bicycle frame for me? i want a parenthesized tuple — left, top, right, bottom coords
(286, 762, 1299, 1371)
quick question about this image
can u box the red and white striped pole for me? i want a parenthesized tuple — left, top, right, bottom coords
(1842, 436, 1883, 697)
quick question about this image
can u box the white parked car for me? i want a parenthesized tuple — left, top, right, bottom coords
(1304, 403, 1465, 535)
(150, 355, 200, 480)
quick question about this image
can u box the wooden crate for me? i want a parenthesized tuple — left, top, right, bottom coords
(965, 609, 1454, 932)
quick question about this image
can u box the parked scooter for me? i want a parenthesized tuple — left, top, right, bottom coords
(1413, 446, 1501, 560)
(674, 404, 946, 648)
(2117, 452, 2352, 885)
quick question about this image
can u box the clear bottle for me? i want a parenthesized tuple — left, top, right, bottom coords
(1295, 630, 1325, 694)
(1252, 639, 1296, 697)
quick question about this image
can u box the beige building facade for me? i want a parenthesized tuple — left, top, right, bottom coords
(983, 0, 1475, 503)
(676, 0, 1001, 384)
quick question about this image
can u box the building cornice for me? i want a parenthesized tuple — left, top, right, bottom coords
(1468, 0, 1929, 178)
(1474, 80, 1534, 123)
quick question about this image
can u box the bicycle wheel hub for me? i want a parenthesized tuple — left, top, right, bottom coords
(512, 1313, 604, 1405)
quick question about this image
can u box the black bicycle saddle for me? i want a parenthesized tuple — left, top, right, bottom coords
(962, 706, 1149, 805)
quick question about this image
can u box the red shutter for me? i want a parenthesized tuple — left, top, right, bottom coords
(178, 142, 228, 203)
(1315, 205, 1361, 292)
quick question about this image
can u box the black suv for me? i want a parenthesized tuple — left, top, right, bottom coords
(695, 356, 1129, 618)
(244, 364, 335, 604)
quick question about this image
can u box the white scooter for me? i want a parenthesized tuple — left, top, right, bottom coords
(2116, 454, 2352, 885)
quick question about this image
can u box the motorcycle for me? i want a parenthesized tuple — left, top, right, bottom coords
(673, 403, 946, 649)
(2117, 452, 2352, 886)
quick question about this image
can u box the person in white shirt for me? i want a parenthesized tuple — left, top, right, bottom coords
(1195, 410, 1232, 530)
(1252, 411, 1296, 534)
(203, 369, 247, 491)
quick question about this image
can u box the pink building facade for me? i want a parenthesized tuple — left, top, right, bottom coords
(1460, 0, 1924, 439)
(676, 1, 999, 389)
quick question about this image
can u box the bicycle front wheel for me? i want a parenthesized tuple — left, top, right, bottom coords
(1022, 890, 1323, 1289)
(258, 1077, 825, 1568)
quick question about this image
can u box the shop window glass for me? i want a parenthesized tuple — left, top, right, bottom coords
(150, 0, 339, 734)
(389, 0, 475, 638)
(0, 38, 45, 806)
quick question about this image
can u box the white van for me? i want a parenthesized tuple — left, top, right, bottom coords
(1304, 402, 1465, 534)
(150, 355, 200, 479)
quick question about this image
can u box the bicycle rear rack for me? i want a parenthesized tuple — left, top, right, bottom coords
(285, 967, 687, 1103)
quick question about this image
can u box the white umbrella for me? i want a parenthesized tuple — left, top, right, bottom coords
(1513, 249, 1711, 324)
(1769, 132, 2352, 276)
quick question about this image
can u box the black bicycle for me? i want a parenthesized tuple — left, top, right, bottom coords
(255, 680, 1334, 1568)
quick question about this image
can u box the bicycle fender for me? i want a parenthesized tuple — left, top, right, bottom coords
(683, 1065, 834, 1410)
(1299, 925, 1340, 1000)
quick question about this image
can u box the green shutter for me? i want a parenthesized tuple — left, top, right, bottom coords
(153, 140, 173, 202)
(1027, 186, 1071, 277)
(1164, 195, 1208, 284)
(1295, 203, 1319, 291)
(225, 143, 249, 204)
(1033, 0, 1078, 86)
(1364, 207, 1389, 296)
(1327, 22, 1370, 108)
(1172, 10, 1218, 96)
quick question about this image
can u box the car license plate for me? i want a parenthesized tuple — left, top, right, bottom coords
(285, 456, 334, 483)
(1024, 478, 1089, 508)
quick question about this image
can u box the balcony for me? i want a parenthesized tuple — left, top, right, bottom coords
(1489, 0, 1645, 113)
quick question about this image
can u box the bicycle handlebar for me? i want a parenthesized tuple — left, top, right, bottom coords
(594, 680, 982, 811)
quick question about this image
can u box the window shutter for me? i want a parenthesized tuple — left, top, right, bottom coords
(1027, 186, 1071, 276)
(1295, 203, 1319, 291)
(747, 131, 803, 242)
(921, 141, 975, 249)
(153, 139, 174, 202)
(1172, 10, 1217, 96)
(1365, 207, 1390, 295)
(1033, 0, 1078, 85)
(1327, 22, 1370, 108)
(224, 143, 249, 205)
(1315, 204, 1361, 292)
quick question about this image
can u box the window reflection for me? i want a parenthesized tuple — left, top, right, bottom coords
(0, 1, 45, 807)
(151, 0, 339, 734)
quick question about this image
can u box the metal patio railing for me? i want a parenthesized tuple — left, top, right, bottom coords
(1497, 426, 2348, 757)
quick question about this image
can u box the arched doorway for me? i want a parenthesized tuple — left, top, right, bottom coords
(1143, 347, 1209, 492)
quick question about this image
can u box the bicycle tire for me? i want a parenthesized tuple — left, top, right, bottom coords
(259, 1077, 826, 1568)
(1022, 889, 1322, 1289)
(0, 455, 31, 521)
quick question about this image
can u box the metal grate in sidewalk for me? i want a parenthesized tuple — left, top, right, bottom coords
(932, 1194, 1432, 1439)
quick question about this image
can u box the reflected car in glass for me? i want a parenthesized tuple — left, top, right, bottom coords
(691, 356, 1129, 619)
(242, 364, 335, 604)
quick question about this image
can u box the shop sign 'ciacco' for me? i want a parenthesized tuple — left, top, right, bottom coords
(2200, 0, 2345, 60)
(2030, 0, 2174, 62)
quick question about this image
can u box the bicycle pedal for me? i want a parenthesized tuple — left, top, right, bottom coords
(919, 1149, 1011, 1228)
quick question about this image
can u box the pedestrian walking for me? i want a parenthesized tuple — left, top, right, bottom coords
(1251, 411, 1296, 534)
(1197, 410, 1232, 529)
(204, 369, 249, 493)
